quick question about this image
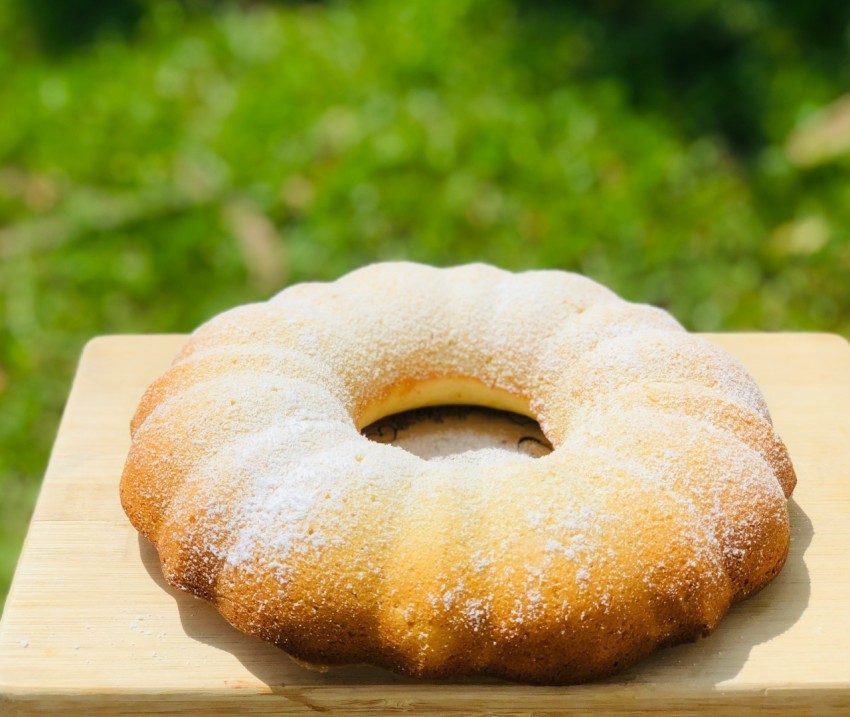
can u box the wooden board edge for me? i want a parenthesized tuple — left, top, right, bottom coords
(3, 683, 850, 716)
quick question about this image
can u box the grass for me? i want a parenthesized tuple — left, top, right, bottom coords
(1, 0, 849, 610)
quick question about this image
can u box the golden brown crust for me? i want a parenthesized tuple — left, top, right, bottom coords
(120, 261, 795, 685)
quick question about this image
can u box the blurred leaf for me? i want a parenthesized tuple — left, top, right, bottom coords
(222, 198, 288, 292)
(786, 94, 850, 167)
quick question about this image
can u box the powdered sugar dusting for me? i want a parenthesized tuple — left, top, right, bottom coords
(121, 261, 795, 684)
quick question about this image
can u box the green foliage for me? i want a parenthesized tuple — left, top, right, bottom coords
(1, 0, 849, 608)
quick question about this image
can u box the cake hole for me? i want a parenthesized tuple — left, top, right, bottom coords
(361, 405, 553, 460)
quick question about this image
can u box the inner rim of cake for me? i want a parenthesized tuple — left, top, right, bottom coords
(354, 375, 535, 431)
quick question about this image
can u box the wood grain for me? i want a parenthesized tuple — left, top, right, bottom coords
(1, 333, 849, 715)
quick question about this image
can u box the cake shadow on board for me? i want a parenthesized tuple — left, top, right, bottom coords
(598, 499, 812, 686)
(137, 496, 812, 688)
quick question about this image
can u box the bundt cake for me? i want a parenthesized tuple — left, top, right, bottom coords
(120, 262, 796, 684)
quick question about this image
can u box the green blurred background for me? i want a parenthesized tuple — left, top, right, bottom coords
(1, 0, 849, 611)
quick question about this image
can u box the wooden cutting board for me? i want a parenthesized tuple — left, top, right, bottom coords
(1, 334, 849, 715)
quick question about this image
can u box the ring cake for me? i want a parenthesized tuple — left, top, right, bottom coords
(120, 262, 796, 684)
